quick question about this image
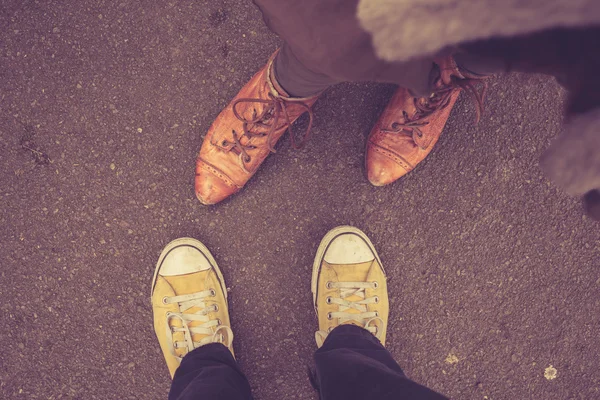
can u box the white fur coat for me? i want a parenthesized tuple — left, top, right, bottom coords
(358, 0, 600, 196)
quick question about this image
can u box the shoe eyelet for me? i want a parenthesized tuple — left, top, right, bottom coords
(221, 140, 229, 146)
(374, 296, 379, 303)
(210, 289, 216, 297)
(372, 281, 379, 289)
(375, 311, 379, 317)
(327, 312, 333, 320)
(213, 304, 219, 312)
(217, 319, 222, 326)
(326, 297, 332, 304)
(162, 297, 168, 305)
(326, 282, 333, 289)
(243, 155, 251, 163)
(391, 122, 401, 130)
(416, 131, 423, 138)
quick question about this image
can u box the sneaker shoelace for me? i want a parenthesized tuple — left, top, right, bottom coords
(221, 93, 314, 173)
(382, 77, 487, 143)
(164, 289, 233, 359)
(316, 280, 384, 345)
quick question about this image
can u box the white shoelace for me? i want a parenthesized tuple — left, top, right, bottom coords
(164, 289, 233, 359)
(315, 281, 383, 346)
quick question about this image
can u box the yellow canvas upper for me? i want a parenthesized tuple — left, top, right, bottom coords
(151, 240, 232, 378)
(312, 227, 389, 348)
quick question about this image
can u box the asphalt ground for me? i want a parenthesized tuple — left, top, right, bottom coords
(1, 1, 599, 399)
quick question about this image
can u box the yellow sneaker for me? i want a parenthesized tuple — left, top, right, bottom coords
(151, 238, 233, 378)
(311, 226, 389, 348)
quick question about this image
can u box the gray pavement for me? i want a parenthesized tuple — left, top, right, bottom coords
(1, 1, 599, 399)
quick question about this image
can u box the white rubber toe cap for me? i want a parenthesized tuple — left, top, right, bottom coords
(159, 245, 212, 276)
(324, 233, 375, 264)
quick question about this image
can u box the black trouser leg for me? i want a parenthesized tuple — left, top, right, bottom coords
(314, 325, 448, 400)
(169, 343, 253, 400)
(274, 44, 341, 98)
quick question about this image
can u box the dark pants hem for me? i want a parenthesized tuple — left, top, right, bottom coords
(314, 325, 448, 400)
(169, 343, 253, 400)
(169, 325, 448, 400)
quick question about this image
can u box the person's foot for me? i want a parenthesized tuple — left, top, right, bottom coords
(311, 226, 389, 347)
(151, 238, 233, 377)
(365, 55, 487, 186)
(195, 50, 322, 205)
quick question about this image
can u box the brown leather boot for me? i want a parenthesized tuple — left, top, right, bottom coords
(365, 56, 487, 186)
(195, 51, 321, 205)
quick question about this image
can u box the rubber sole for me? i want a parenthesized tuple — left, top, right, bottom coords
(150, 237, 228, 305)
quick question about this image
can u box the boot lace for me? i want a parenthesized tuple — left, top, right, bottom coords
(315, 280, 384, 346)
(163, 289, 233, 359)
(220, 93, 314, 173)
(382, 77, 487, 142)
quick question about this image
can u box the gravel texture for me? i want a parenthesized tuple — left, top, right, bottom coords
(1, 1, 599, 399)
